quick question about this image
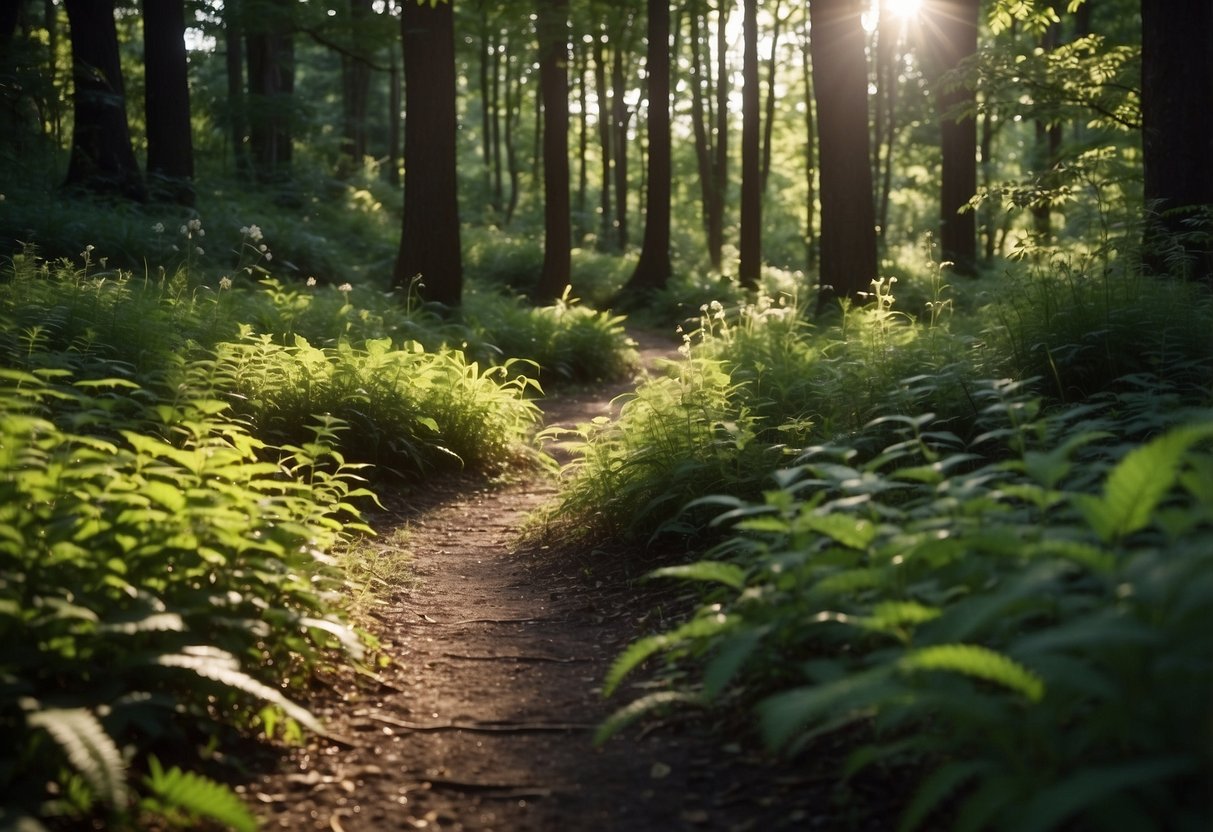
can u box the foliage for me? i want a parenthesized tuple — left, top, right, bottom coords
(598, 386, 1213, 830)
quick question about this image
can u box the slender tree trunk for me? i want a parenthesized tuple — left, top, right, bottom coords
(925, 0, 979, 274)
(739, 0, 762, 289)
(592, 28, 613, 248)
(387, 33, 401, 186)
(478, 2, 493, 201)
(395, 0, 462, 306)
(1031, 22, 1062, 239)
(142, 0, 194, 205)
(810, 0, 877, 310)
(980, 106, 997, 261)
(246, 3, 294, 183)
(620, 0, 672, 298)
(688, 0, 718, 266)
(610, 23, 631, 250)
(576, 38, 589, 239)
(761, 1, 784, 192)
(800, 10, 817, 270)
(1141, 0, 1213, 282)
(710, 2, 729, 269)
(339, 0, 372, 174)
(224, 1, 249, 174)
(504, 39, 522, 225)
(873, 3, 900, 239)
(44, 0, 63, 146)
(491, 28, 505, 214)
(535, 0, 571, 301)
(63, 0, 145, 200)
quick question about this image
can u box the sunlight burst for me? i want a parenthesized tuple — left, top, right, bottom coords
(886, 0, 923, 19)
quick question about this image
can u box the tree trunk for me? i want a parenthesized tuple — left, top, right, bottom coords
(394, 0, 462, 307)
(739, 0, 762, 289)
(799, 10, 817, 270)
(63, 0, 145, 200)
(610, 23, 631, 250)
(478, 1, 493, 203)
(339, 0, 372, 174)
(711, 2, 729, 269)
(387, 28, 401, 186)
(810, 0, 877, 310)
(535, 0, 571, 301)
(1031, 21, 1062, 240)
(224, 1, 250, 174)
(575, 39, 589, 240)
(143, 0, 194, 205)
(504, 36, 522, 225)
(761, 1, 784, 192)
(873, 2, 900, 239)
(593, 29, 613, 248)
(925, 0, 979, 274)
(1141, 0, 1213, 282)
(619, 0, 672, 299)
(246, 2, 294, 183)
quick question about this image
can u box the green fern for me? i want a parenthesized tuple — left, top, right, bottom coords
(647, 561, 747, 590)
(601, 614, 737, 697)
(26, 707, 128, 808)
(898, 644, 1045, 702)
(142, 756, 259, 832)
(594, 691, 704, 746)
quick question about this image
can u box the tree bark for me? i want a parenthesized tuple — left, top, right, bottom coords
(387, 26, 401, 187)
(224, 1, 250, 174)
(63, 0, 145, 200)
(394, 0, 462, 307)
(799, 10, 817, 270)
(339, 0, 373, 174)
(925, 0, 979, 274)
(738, 0, 762, 289)
(610, 18, 632, 251)
(142, 0, 194, 205)
(1141, 0, 1213, 282)
(535, 0, 571, 301)
(810, 0, 877, 310)
(246, 1, 294, 183)
(761, 1, 784, 192)
(619, 0, 672, 299)
(575, 38, 589, 238)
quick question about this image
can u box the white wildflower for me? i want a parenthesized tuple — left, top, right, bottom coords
(219, 276, 232, 290)
(306, 276, 317, 287)
(338, 282, 353, 293)
(195, 247, 204, 256)
(152, 222, 165, 234)
(264, 252, 272, 261)
(179, 225, 188, 235)
(258, 244, 267, 252)
(85, 244, 95, 252)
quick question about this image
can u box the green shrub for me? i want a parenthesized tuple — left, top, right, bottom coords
(597, 383, 1213, 831)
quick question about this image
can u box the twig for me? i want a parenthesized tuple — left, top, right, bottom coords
(419, 778, 558, 798)
(440, 616, 555, 626)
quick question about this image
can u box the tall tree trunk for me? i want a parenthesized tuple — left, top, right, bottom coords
(504, 37, 522, 225)
(339, 0, 372, 174)
(799, 10, 817, 270)
(925, 0, 979, 274)
(490, 28, 505, 214)
(711, 2, 729, 269)
(63, 0, 145, 200)
(246, 2, 294, 183)
(810, 0, 877, 310)
(688, 0, 718, 267)
(575, 38, 589, 239)
(224, 2, 250, 174)
(610, 21, 631, 250)
(761, 1, 784, 192)
(143, 0, 194, 205)
(535, 0, 571, 301)
(873, 2, 900, 239)
(593, 28, 613, 248)
(478, 1, 493, 202)
(620, 0, 672, 298)
(395, 0, 462, 306)
(1031, 21, 1062, 239)
(738, 0, 762, 289)
(1141, 0, 1213, 282)
(387, 29, 401, 186)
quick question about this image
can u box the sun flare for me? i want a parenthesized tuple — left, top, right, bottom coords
(886, 0, 924, 19)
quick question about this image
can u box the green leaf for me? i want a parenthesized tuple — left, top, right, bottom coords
(898, 644, 1045, 702)
(593, 691, 704, 746)
(603, 614, 736, 696)
(143, 756, 258, 832)
(27, 707, 128, 808)
(1077, 422, 1213, 541)
(648, 561, 747, 590)
(703, 627, 767, 698)
(897, 760, 991, 832)
(758, 666, 897, 751)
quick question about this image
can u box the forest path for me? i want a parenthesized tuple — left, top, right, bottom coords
(247, 330, 826, 832)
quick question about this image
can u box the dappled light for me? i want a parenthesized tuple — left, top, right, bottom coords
(1, 0, 1210, 830)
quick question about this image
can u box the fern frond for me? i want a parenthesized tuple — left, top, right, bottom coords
(647, 561, 747, 590)
(602, 614, 737, 697)
(898, 644, 1045, 702)
(27, 707, 128, 808)
(143, 756, 259, 832)
(156, 646, 321, 732)
(593, 691, 704, 746)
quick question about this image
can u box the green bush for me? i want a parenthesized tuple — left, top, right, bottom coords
(597, 383, 1213, 831)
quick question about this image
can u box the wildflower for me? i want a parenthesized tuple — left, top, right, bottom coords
(0, 194, 5, 202)
(197, 228, 205, 238)
(187, 218, 203, 233)
(195, 247, 204, 256)
(306, 276, 317, 287)
(219, 276, 232, 290)
(338, 282, 353, 293)
(179, 225, 188, 235)
(259, 244, 267, 252)
(241, 224, 264, 242)
(264, 252, 272, 261)
(152, 222, 165, 233)
(85, 244, 95, 252)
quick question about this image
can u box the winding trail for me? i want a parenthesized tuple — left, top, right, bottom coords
(246, 331, 835, 832)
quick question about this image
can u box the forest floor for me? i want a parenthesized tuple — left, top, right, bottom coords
(242, 331, 889, 832)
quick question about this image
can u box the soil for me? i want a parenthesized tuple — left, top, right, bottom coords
(242, 331, 877, 832)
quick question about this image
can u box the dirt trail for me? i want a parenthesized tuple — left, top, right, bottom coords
(247, 331, 833, 832)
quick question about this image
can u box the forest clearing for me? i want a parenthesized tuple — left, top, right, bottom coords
(1, 0, 1211, 830)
